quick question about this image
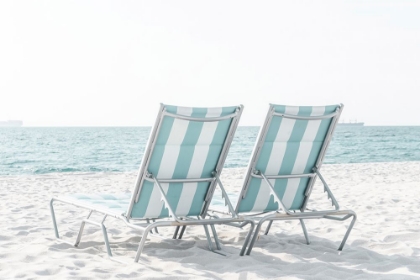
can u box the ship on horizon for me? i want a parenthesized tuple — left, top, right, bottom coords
(0, 120, 23, 127)
(338, 119, 364, 126)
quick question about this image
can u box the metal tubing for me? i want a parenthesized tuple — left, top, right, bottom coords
(152, 219, 159, 234)
(172, 226, 180, 239)
(338, 212, 357, 251)
(239, 220, 255, 256)
(50, 198, 116, 257)
(49, 199, 60, 238)
(178, 226, 186, 239)
(214, 172, 238, 218)
(101, 223, 113, 257)
(275, 209, 353, 218)
(163, 110, 239, 122)
(260, 173, 293, 215)
(272, 111, 339, 120)
(264, 220, 273, 235)
(236, 106, 274, 205)
(81, 218, 113, 257)
(244, 210, 356, 255)
(134, 223, 162, 262)
(251, 173, 315, 180)
(132, 104, 166, 206)
(210, 224, 221, 250)
(316, 104, 343, 168)
(51, 197, 251, 262)
(203, 225, 214, 251)
(153, 177, 182, 223)
(246, 216, 270, 255)
(299, 219, 310, 245)
(144, 177, 214, 183)
(324, 214, 352, 221)
(74, 211, 93, 247)
(316, 170, 340, 210)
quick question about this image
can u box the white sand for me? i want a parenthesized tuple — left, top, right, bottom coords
(1, 162, 420, 279)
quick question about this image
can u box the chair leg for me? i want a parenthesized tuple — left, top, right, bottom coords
(246, 218, 268, 255)
(264, 217, 310, 245)
(338, 213, 357, 251)
(264, 220, 273, 235)
(134, 224, 155, 262)
(178, 226, 186, 239)
(74, 211, 93, 247)
(81, 215, 113, 257)
(172, 226, 181, 239)
(299, 219, 310, 245)
(146, 219, 159, 234)
(239, 220, 255, 256)
(49, 199, 113, 256)
(173, 225, 187, 239)
(244, 211, 356, 256)
(69, 214, 114, 258)
(203, 225, 215, 251)
(323, 211, 357, 251)
(100, 222, 113, 257)
(49, 199, 60, 239)
(152, 219, 159, 234)
(210, 224, 221, 250)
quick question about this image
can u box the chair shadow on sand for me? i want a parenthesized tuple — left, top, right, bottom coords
(48, 222, 420, 279)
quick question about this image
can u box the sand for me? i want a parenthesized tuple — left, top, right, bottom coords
(1, 162, 419, 279)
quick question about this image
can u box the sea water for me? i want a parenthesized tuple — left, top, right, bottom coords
(1, 126, 420, 176)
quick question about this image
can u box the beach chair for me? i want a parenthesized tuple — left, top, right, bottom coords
(234, 103, 356, 255)
(49, 103, 254, 262)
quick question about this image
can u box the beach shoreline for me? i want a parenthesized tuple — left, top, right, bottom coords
(1, 162, 419, 279)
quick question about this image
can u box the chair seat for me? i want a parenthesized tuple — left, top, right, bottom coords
(59, 193, 131, 216)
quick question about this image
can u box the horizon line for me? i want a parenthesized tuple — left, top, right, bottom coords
(3, 124, 420, 128)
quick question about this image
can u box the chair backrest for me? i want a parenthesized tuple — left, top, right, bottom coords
(126, 103, 243, 219)
(236, 103, 343, 214)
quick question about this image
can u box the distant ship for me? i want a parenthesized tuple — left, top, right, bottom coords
(338, 120, 364, 126)
(0, 120, 23, 127)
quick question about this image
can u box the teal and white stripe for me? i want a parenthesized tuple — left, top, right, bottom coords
(131, 105, 238, 219)
(237, 104, 339, 213)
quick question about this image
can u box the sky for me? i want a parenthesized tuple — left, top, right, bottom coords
(1, 0, 419, 126)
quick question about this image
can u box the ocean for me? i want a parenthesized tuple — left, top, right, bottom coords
(1, 126, 419, 176)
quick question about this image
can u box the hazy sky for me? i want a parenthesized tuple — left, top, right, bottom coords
(1, 0, 419, 126)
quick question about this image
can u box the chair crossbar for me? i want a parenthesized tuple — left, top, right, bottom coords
(272, 111, 339, 120)
(163, 109, 240, 122)
(144, 176, 215, 184)
(251, 172, 316, 179)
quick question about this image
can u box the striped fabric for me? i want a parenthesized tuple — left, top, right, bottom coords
(131, 105, 239, 219)
(237, 104, 340, 213)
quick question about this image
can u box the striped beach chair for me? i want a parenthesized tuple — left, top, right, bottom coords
(235, 103, 357, 255)
(50, 103, 254, 262)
